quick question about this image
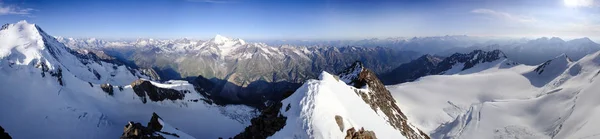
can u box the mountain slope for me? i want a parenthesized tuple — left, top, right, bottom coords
(0, 21, 257, 138)
(71, 35, 420, 105)
(387, 50, 600, 138)
(381, 50, 517, 85)
(271, 63, 428, 139)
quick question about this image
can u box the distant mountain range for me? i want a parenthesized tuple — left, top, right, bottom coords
(380, 49, 518, 85)
(58, 35, 422, 105)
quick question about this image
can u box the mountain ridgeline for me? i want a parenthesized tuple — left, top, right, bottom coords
(59, 36, 422, 106)
(380, 49, 518, 85)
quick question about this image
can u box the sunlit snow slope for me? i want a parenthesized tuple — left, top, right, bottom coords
(271, 72, 406, 138)
(388, 50, 600, 138)
(0, 21, 257, 138)
(271, 71, 428, 139)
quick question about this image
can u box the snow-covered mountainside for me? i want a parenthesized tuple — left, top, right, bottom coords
(388, 50, 600, 138)
(0, 21, 153, 86)
(271, 62, 429, 139)
(380, 49, 518, 85)
(0, 21, 258, 138)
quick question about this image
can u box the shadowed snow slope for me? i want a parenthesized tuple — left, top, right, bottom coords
(388, 51, 600, 138)
(0, 21, 257, 138)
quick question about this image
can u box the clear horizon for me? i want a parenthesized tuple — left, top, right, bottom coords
(1, 0, 599, 41)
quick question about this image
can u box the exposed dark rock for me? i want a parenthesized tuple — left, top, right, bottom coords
(339, 62, 430, 139)
(147, 113, 163, 131)
(120, 113, 180, 139)
(233, 101, 287, 139)
(36, 61, 64, 86)
(345, 127, 377, 139)
(285, 103, 291, 112)
(335, 115, 344, 132)
(88, 82, 94, 87)
(93, 69, 101, 80)
(100, 83, 114, 96)
(130, 79, 186, 103)
(1, 24, 9, 31)
(50, 68, 63, 86)
(0, 126, 12, 139)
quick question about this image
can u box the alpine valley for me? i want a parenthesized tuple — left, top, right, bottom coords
(2, 20, 600, 139)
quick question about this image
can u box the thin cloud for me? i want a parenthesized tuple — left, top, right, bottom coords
(0, 2, 34, 15)
(471, 8, 536, 23)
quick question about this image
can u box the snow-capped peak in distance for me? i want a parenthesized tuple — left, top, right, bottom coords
(380, 49, 517, 85)
(211, 34, 246, 45)
(387, 49, 600, 139)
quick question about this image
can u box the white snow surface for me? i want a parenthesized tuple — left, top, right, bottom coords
(270, 72, 406, 139)
(388, 51, 600, 138)
(0, 21, 257, 138)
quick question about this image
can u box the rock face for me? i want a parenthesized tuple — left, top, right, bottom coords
(339, 62, 430, 139)
(0, 126, 12, 139)
(121, 113, 179, 139)
(233, 98, 288, 139)
(345, 127, 377, 139)
(100, 83, 114, 95)
(130, 80, 187, 103)
(380, 49, 512, 85)
(335, 115, 345, 132)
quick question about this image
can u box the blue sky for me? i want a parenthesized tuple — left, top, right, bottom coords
(0, 0, 599, 40)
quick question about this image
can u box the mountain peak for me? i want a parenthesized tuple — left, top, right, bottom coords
(211, 34, 246, 45)
(0, 20, 48, 59)
(568, 37, 595, 44)
(213, 34, 230, 43)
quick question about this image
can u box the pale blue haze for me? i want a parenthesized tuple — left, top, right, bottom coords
(0, 0, 598, 40)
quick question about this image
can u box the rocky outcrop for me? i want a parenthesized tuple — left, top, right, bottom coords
(130, 80, 187, 103)
(0, 126, 12, 139)
(233, 101, 287, 139)
(120, 113, 180, 139)
(339, 62, 430, 139)
(100, 83, 114, 95)
(335, 115, 344, 132)
(345, 127, 377, 139)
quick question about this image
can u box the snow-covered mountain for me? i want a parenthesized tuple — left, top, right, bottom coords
(380, 49, 518, 85)
(0, 21, 259, 138)
(271, 62, 429, 139)
(387, 49, 600, 138)
(437, 37, 600, 65)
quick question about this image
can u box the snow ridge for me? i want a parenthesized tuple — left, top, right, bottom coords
(271, 72, 409, 139)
